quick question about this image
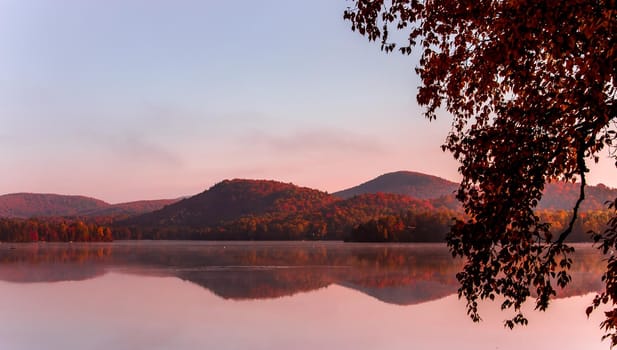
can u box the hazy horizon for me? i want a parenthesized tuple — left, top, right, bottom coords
(0, 169, 460, 204)
(2, 0, 615, 203)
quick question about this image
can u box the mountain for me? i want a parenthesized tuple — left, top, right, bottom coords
(0, 193, 179, 219)
(334, 171, 459, 200)
(122, 179, 338, 228)
(0, 193, 109, 218)
(116, 179, 449, 241)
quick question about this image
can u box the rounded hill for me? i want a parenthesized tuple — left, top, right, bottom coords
(0, 193, 109, 218)
(334, 171, 459, 200)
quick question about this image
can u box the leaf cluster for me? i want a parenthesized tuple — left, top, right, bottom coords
(345, 0, 616, 342)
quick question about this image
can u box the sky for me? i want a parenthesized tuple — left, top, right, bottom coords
(1, 0, 615, 203)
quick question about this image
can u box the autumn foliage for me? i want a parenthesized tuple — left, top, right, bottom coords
(345, 0, 617, 343)
(115, 179, 455, 240)
(0, 218, 113, 242)
(1, 179, 614, 245)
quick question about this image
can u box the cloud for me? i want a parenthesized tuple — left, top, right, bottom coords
(101, 132, 184, 167)
(242, 127, 386, 156)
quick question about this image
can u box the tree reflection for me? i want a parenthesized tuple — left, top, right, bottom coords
(0, 243, 112, 283)
(0, 242, 605, 305)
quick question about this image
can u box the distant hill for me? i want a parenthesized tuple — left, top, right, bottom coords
(427, 181, 617, 211)
(0, 193, 109, 218)
(540, 182, 617, 211)
(334, 170, 617, 211)
(80, 199, 179, 217)
(0, 193, 179, 218)
(334, 171, 459, 200)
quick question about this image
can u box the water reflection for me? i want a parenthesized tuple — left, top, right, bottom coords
(0, 242, 610, 350)
(0, 241, 605, 305)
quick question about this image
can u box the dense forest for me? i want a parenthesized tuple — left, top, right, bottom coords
(0, 175, 615, 243)
(0, 218, 113, 242)
(348, 209, 612, 243)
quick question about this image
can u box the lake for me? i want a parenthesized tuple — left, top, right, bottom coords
(0, 241, 610, 349)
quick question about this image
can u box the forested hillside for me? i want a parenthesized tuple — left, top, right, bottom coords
(115, 180, 448, 240)
(1, 172, 615, 242)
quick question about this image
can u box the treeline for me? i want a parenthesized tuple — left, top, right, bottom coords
(1, 197, 613, 243)
(1, 209, 611, 243)
(347, 209, 613, 243)
(115, 207, 614, 243)
(348, 210, 456, 242)
(0, 218, 113, 242)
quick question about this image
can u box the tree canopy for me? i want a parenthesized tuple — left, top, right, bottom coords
(344, 0, 617, 343)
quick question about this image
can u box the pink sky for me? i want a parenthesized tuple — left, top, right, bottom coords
(0, 1, 614, 203)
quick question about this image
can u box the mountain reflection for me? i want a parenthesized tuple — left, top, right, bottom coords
(0, 242, 605, 305)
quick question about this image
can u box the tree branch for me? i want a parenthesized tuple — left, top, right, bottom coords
(554, 143, 587, 245)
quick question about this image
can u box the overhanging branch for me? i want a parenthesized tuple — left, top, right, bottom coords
(554, 143, 587, 245)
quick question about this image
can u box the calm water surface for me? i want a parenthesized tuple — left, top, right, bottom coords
(0, 241, 610, 349)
